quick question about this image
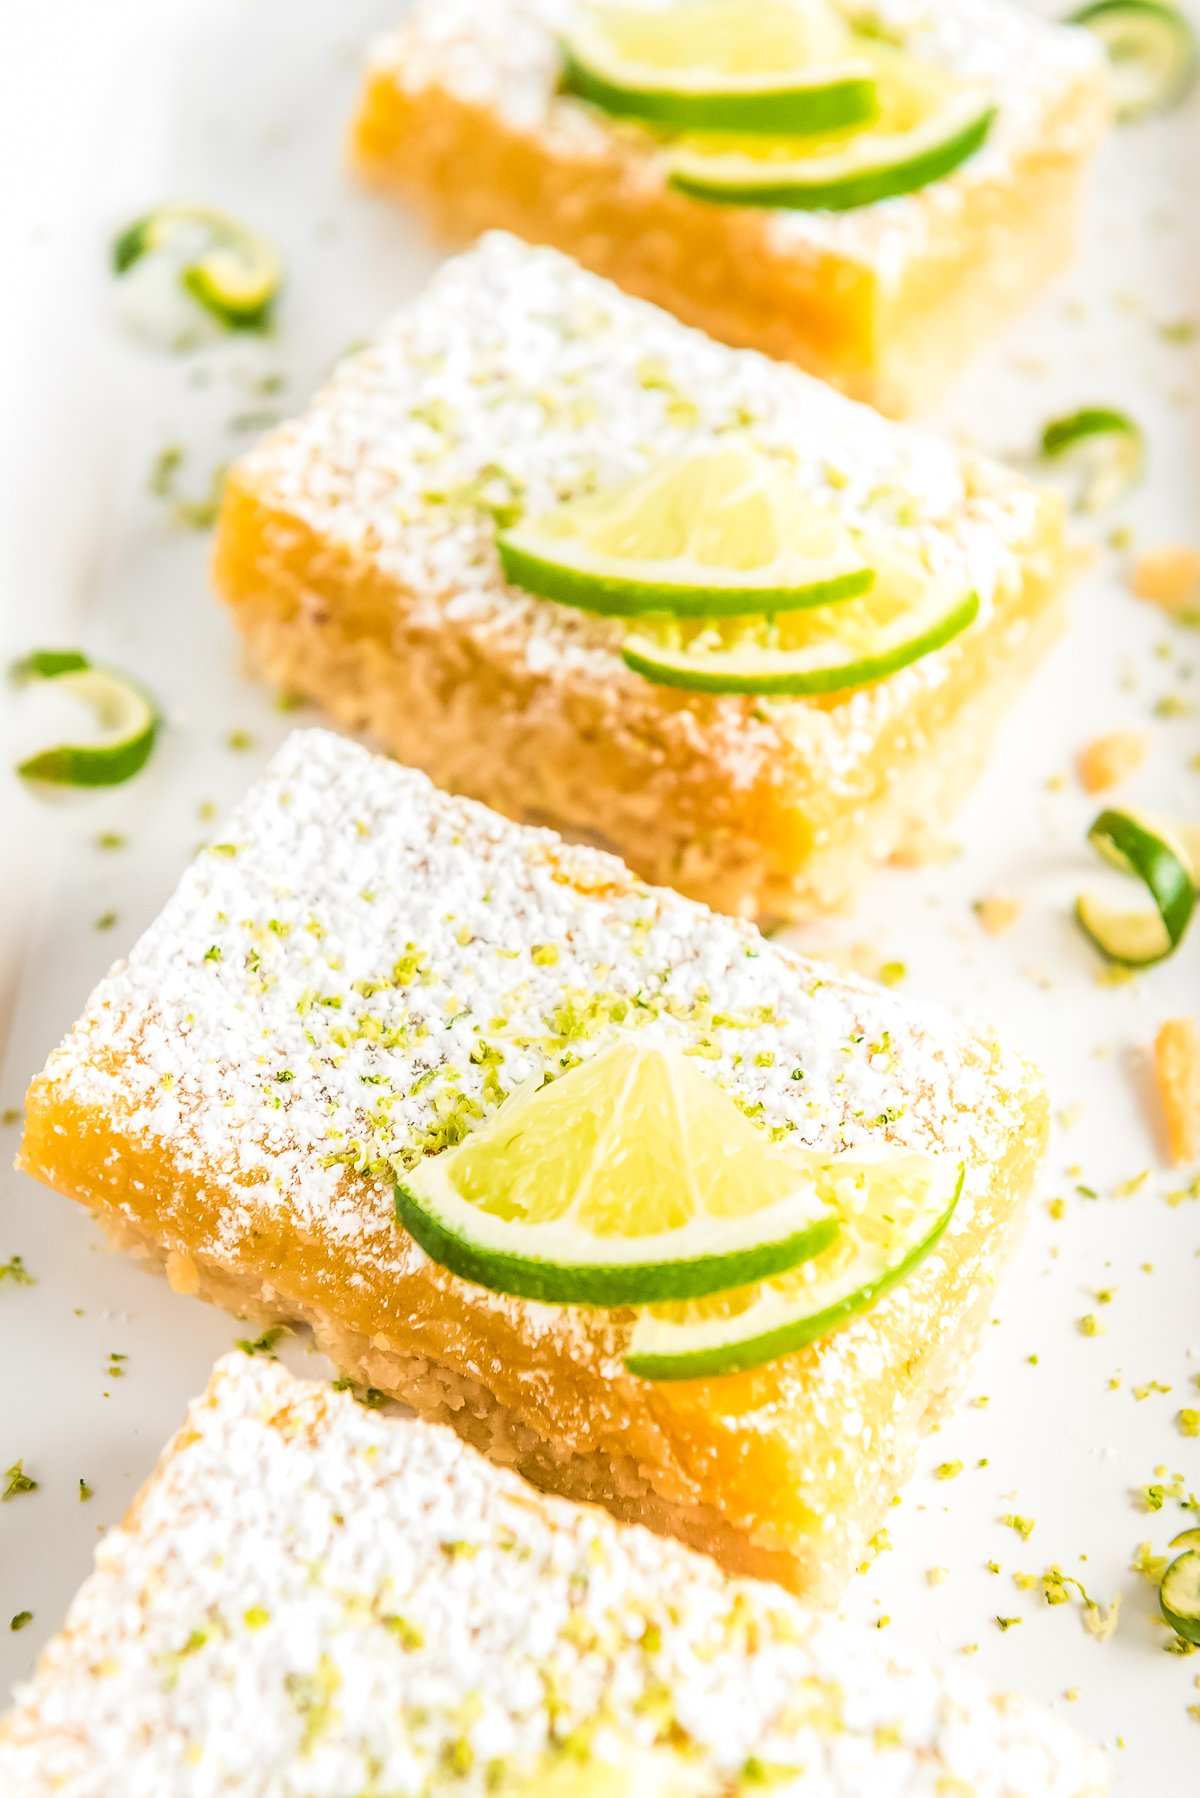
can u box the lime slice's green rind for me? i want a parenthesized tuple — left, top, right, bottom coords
(497, 532, 875, 619)
(560, 42, 879, 135)
(1040, 407, 1144, 512)
(1160, 1549, 1200, 1645)
(621, 588, 979, 696)
(1075, 808, 1196, 966)
(112, 204, 282, 331)
(1169, 1527, 1200, 1552)
(395, 1173, 840, 1307)
(14, 657, 162, 788)
(1070, 0, 1198, 121)
(623, 1169, 963, 1381)
(668, 105, 995, 211)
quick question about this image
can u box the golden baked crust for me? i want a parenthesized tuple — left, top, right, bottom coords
(20, 731, 1048, 1600)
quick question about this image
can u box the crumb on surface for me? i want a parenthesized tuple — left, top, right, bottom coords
(974, 894, 1023, 935)
(1132, 545, 1200, 616)
(1154, 1017, 1200, 1167)
(1076, 730, 1148, 795)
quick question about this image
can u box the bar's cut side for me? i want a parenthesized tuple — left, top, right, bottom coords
(0, 1355, 1107, 1795)
(351, 0, 1107, 416)
(21, 731, 1047, 1601)
(213, 233, 1071, 922)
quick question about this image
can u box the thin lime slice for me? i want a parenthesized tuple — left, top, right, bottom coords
(625, 1153, 963, 1380)
(12, 651, 161, 787)
(1076, 808, 1196, 966)
(395, 1042, 840, 1306)
(1041, 408, 1144, 512)
(621, 575, 978, 696)
(113, 203, 282, 330)
(1071, 0, 1198, 121)
(498, 447, 873, 618)
(1160, 1549, 1200, 1645)
(561, 0, 877, 136)
(667, 48, 994, 210)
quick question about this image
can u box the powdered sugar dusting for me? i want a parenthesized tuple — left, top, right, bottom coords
(368, 0, 1105, 278)
(0, 1354, 1107, 1795)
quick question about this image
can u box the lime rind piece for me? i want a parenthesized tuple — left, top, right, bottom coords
(1040, 408, 1144, 512)
(394, 1042, 844, 1306)
(667, 91, 995, 211)
(1160, 1548, 1200, 1645)
(1076, 808, 1196, 966)
(1070, 0, 1199, 121)
(497, 446, 875, 618)
(396, 1164, 838, 1306)
(559, 0, 878, 136)
(113, 203, 282, 330)
(13, 652, 161, 788)
(624, 1156, 963, 1380)
(621, 583, 979, 696)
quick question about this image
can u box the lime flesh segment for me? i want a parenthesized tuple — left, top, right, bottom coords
(113, 203, 282, 330)
(621, 580, 978, 696)
(1076, 808, 1196, 966)
(1160, 1549, 1200, 1645)
(667, 47, 994, 210)
(1040, 408, 1144, 512)
(625, 1154, 963, 1380)
(395, 1042, 842, 1306)
(12, 652, 161, 787)
(498, 447, 874, 618)
(1070, 0, 1198, 121)
(560, 0, 877, 135)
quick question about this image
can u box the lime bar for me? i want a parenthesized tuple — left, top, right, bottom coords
(561, 0, 878, 136)
(352, 0, 1110, 414)
(0, 1355, 1110, 1792)
(213, 235, 1076, 922)
(20, 729, 1050, 1600)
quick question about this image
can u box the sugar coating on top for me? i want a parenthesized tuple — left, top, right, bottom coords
(0, 1354, 1107, 1796)
(368, 0, 1105, 277)
(237, 233, 1050, 770)
(40, 730, 1029, 1340)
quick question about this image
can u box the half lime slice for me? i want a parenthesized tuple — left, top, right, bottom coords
(498, 446, 873, 618)
(395, 1042, 840, 1306)
(113, 203, 282, 330)
(625, 1152, 963, 1380)
(667, 48, 994, 210)
(1076, 808, 1196, 967)
(621, 569, 978, 695)
(12, 650, 161, 787)
(1040, 408, 1144, 513)
(1071, 0, 1198, 121)
(560, 0, 877, 136)
(1160, 1548, 1200, 1645)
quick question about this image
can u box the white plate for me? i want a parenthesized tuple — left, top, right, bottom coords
(0, 2, 1196, 1787)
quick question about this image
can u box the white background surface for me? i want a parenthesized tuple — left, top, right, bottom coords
(0, 1, 1196, 1788)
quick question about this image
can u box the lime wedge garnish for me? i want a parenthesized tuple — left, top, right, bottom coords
(625, 1152, 963, 1380)
(12, 650, 161, 787)
(395, 1042, 842, 1306)
(667, 46, 994, 210)
(620, 568, 978, 695)
(1040, 408, 1144, 513)
(1075, 808, 1197, 966)
(1161, 1548, 1200, 1645)
(560, 0, 877, 136)
(498, 446, 874, 618)
(1070, 0, 1198, 121)
(113, 203, 282, 331)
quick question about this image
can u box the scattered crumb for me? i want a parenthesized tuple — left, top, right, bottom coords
(974, 894, 1023, 935)
(1132, 545, 1200, 620)
(1154, 1017, 1200, 1166)
(926, 1566, 949, 1587)
(1076, 729, 1148, 794)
